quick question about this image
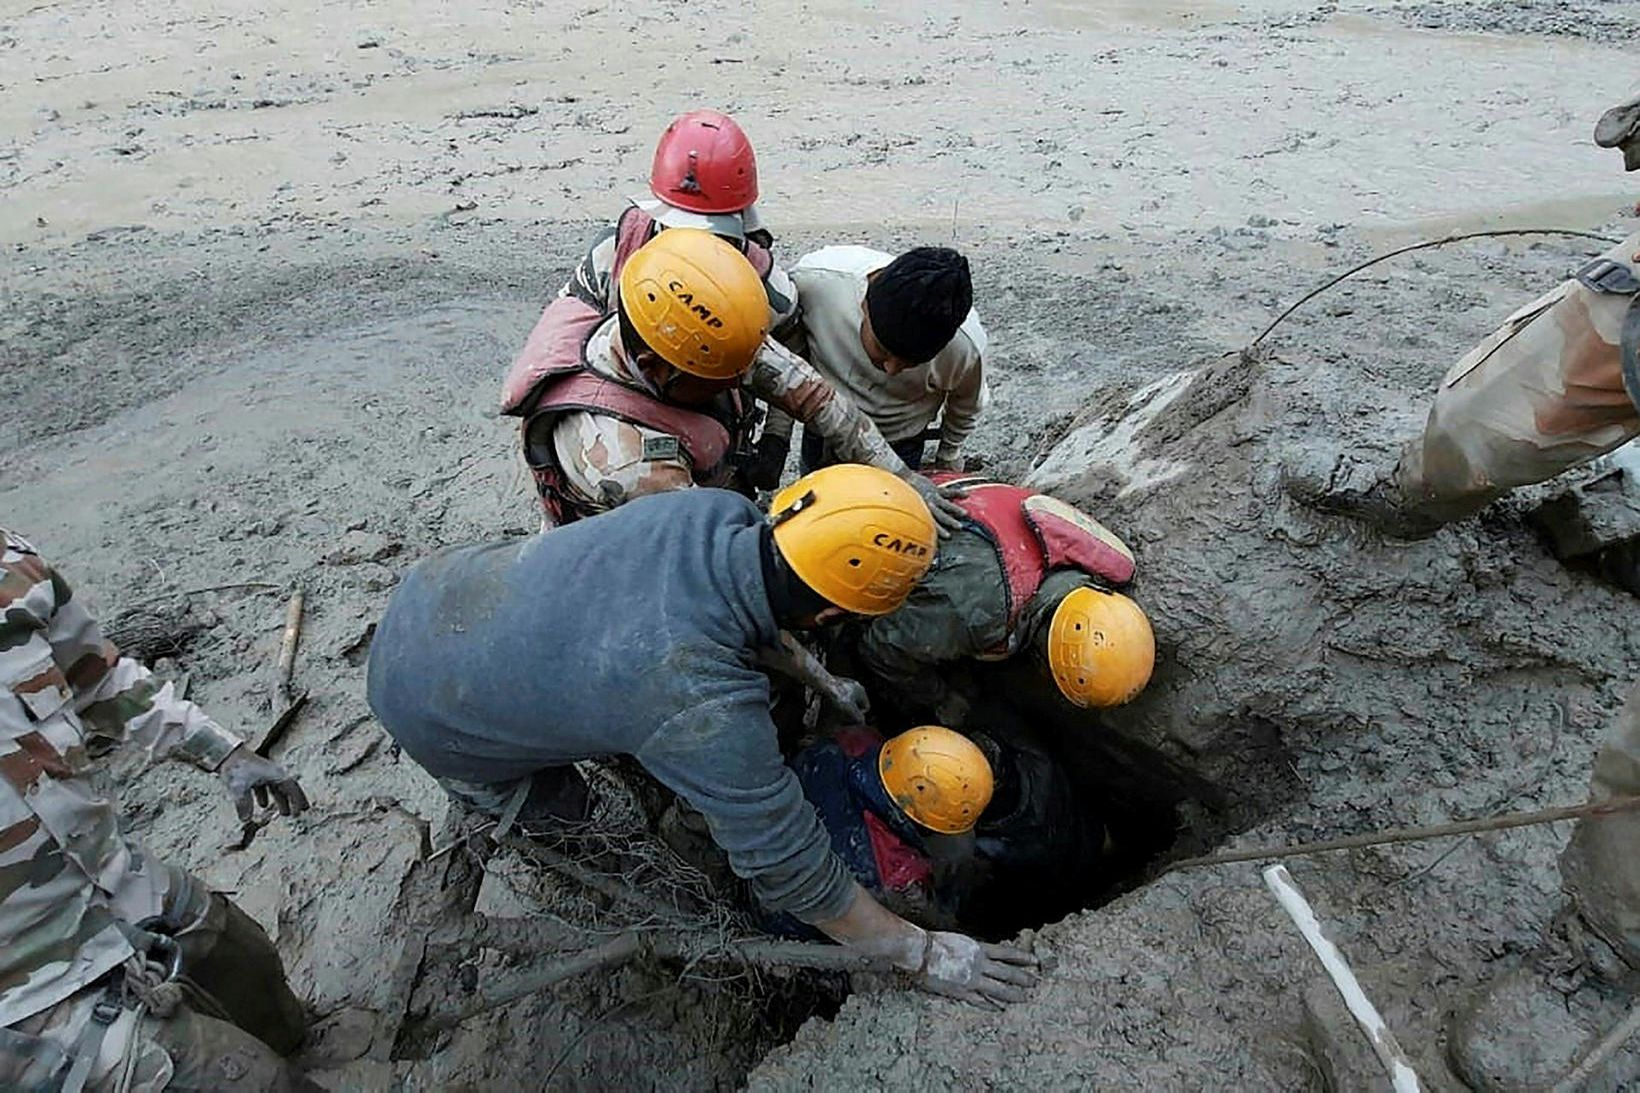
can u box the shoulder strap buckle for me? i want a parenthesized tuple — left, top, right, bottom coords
(1575, 257, 1640, 296)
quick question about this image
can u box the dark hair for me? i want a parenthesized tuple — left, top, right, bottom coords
(864, 247, 974, 364)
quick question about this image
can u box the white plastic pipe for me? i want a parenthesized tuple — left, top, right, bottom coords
(1263, 864, 1422, 1093)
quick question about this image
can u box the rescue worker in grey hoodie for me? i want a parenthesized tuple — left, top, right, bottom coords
(365, 466, 1037, 1007)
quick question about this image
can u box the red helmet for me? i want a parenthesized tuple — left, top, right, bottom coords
(649, 110, 758, 216)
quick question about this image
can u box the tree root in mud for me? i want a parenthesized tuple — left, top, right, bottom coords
(414, 929, 892, 1034)
(105, 602, 210, 661)
(389, 799, 877, 1057)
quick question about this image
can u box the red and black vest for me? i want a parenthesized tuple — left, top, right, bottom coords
(929, 472, 1137, 655)
(499, 207, 775, 524)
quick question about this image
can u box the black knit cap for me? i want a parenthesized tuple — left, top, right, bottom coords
(865, 247, 973, 365)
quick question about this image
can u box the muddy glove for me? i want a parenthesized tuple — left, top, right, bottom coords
(906, 473, 967, 536)
(822, 675, 872, 724)
(912, 929, 1038, 1009)
(744, 433, 791, 491)
(218, 747, 310, 823)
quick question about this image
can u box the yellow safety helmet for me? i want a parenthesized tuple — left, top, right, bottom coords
(769, 464, 936, 616)
(878, 726, 994, 835)
(618, 228, 770, 381)
(1046, 587, 1155, 708)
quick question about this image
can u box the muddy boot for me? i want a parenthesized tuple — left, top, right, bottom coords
(1596, 91, 1640, 171)
(1451, 683, 1640, 1090)
(1280, 447, 1446, 539)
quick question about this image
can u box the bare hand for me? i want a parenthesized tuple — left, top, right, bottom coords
(218, 747, 310, 823)
(915, 931, 1039, 1009)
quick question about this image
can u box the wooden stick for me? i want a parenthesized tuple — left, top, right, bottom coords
(275, 589, 304, 706)
(427, 934, 643, 1030)
(1169, 796, 1640, 873)
(1551, 1001, 1640, 1092)
(1263, 865, 1422, 1093)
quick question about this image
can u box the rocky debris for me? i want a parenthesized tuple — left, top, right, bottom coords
(325, 530, 402, 566)
(1399, 0, 1640, 44)
(1529, 445, 1640, 596)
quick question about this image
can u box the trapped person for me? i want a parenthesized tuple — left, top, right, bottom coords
(786, 725, 994, 931)
(0, 529, 313, 1092)
(787, 725, 1111, 940)
(366, 467, 1037, 1008)
(769, 245, 988, 475)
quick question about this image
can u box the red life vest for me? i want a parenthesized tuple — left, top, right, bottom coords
(499, 207, 774, 523)
(928, 472, 1137, 652)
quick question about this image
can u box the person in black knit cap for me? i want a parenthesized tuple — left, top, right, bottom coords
(754, 243, 989, 478)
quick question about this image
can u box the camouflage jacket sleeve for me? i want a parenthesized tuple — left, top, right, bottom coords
(552, 410, 696, 513)
(560, 224, 620, 308)
(744, 339, 913, 474)
(765, 259, 800, 340)
(2, 531, 242, 771)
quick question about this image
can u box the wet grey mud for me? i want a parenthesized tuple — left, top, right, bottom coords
(7, 0, 1640, 1088)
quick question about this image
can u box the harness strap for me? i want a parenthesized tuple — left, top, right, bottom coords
(58, 985, 125, 1093)
(526, 372, 735, 474)
(1575, 256, 1640, 296)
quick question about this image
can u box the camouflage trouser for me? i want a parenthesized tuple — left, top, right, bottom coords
(1394, 230, 1640, 527)
(3, 882, 312, 1092)
(1562, 681, 1640, 969)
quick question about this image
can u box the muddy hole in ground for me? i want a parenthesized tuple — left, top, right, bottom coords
(805, 652, 1255, 944)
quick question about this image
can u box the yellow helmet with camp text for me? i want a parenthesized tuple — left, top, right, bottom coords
(769, 464, 935, 616)
(618, 228, 769, 380)
(1046, 587, 1155, 708)
(878, 726, 994, 835)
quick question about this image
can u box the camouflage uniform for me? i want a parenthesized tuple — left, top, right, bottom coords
(0, 530, 307, 1091)
(1393, 230, 1640, 526)
(550, 316, 924, 516)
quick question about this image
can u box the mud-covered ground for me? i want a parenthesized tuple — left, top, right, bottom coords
(4, 0, 1640, 1088)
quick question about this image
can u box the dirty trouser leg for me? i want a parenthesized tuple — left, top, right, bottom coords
(4, 976, 313, 1093)
(1561, 681, 1640, 969)
(170, 893, 308, 1057)
(1394, 230, 1640, 528)
(140, 1006, 321, 1093)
